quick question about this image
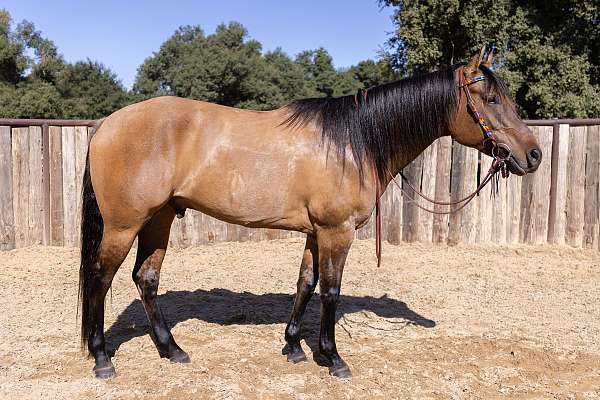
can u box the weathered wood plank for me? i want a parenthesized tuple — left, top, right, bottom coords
(386, 178, 402, 244)
(461, 147, 480, 244)
(61, 127, 78, 247)
(12, 127, 29, 248)
(448, 144, 479, 244)
(432, 137, 452, 244)
(420, 142, 438, 242)
(401, 154, 423, 242)
(169, 216, 183, 248)
(73, 126, 88, 247)
(357, 210, 374, 240)
(548, 124, 570, 244)
(506, 174, 522, 244)
(583, 125, 599, 249)
(520, 127, 553, 244)
(491, 175, 508, 244)
(565, 126, 587, 247)
(0, 126, 15, 249)
(476, 155, 494, 243)
(533, 126, 553, 244)
(48, 126, 64, 246)
(28, 126, 44, 245)
(41, 124, 51, 245)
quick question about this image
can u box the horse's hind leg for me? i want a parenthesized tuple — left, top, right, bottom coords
(284, 235, 318, 363)
(88, 227, 138, 379)
(132, 206, 189, 363)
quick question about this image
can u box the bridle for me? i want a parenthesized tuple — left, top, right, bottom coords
(372, 65, 513, 267)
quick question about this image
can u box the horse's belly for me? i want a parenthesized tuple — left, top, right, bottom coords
(176, 150, 311, 232)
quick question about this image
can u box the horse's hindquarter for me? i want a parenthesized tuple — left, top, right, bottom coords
(90, 97, 376, 234)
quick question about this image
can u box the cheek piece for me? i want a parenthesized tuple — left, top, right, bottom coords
(458, 68, 511, 178)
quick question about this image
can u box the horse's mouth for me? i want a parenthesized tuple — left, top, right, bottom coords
(506, 156, 527, 176)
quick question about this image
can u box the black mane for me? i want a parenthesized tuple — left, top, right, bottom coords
(283, 64, 507, 184)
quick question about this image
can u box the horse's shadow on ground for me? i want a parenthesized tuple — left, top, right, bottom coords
(105, 289, 435, 357)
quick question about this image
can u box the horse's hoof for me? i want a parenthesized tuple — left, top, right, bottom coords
(287, 350, 307, 364)
(169, 349, 191, 364)
(93, 364, 116, 379)
(329, 364, 352, 379)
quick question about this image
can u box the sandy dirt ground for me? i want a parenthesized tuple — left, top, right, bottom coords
(0, 238, 599, 399)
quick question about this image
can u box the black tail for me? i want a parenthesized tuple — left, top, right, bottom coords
(78, 121, 105, 351)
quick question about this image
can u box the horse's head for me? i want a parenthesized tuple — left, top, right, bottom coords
(450, 47, 542, 175)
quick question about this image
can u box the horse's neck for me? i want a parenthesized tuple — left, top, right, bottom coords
(384, 132, 448, 186)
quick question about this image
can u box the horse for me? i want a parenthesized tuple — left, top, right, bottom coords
(78, 46, 542, 379)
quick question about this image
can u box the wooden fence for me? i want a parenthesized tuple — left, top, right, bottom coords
(1, 119, 599, 250)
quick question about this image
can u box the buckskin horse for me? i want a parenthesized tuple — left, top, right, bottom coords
(79, 47, 542, 379)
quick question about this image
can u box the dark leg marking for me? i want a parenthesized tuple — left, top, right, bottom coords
(132, 207, 189, 363)
(284, 235, 319, 363)
(316, 226, 354, 379)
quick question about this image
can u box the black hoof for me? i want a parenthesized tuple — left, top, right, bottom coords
(169, 349, 191, 364)
(287, 350, 308, 364)
(329, 364, 352, 379)
(93, 364, 116, 379)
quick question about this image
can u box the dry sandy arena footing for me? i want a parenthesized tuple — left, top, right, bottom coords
(1, 239, 599, 399)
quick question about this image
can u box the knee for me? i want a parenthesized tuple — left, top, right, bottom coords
(320, 287, 340, 306)
(133, 269, 159, 295)
(297, 268, 317, 292)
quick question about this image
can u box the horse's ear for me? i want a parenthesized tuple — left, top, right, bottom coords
(466, 46, 486, 74)
(482, 46, 494, 67)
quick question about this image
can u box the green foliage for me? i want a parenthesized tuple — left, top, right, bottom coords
(134, 24, 391, 109)
(1, 11, 392, 118)
(56, 60, 132, 119)
(0, 9, 131, 119)
(380, 0, 600, 118)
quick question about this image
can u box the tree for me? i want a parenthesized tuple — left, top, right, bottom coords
(135, 23, 394, 108)
(51, 60, 129, 119)
(0, 9, 130, 119)
(380, 0, 600, 118)
(134, 23, 279, 109)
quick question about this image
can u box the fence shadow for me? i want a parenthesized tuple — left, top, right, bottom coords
(105, 288, 435, 356)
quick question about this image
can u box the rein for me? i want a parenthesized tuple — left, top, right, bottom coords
(370, 66, 511, 267)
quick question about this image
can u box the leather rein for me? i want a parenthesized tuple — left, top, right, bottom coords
(371, 66, 512, 267)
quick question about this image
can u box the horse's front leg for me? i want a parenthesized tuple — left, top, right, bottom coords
(316, 225, 354, 378)
(284, 235, 319, 362)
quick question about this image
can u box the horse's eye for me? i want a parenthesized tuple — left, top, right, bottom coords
(487, 96, 499, 104)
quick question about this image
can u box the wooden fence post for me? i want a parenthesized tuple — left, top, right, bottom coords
(448, 144, 479, 244)
(583, 125, 599, 248)
(49, 126, 64, 246)
(61, 126, 78, 247)
(402, 154, 423, 242)
(506, 174, 522, 244)
(432, 136, 452, 243)
(420, 142, 438, 242)
(547, 124, 570, 244)
(0, 126, 14, 250)
(12, 127, 30, 248)
(28, 126, 44, 246)
(520, 126, 553, 244)
(565, 126, 587, 247)
(386, 179, 403, 244)
(476, 155, 494, 243)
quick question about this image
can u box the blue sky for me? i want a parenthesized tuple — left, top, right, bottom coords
(3, 1, 395, 89)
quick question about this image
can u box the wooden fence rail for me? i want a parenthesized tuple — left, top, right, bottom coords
(1, 120, 599, 250)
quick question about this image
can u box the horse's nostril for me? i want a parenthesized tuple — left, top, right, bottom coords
(529, 148, 541, 162)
